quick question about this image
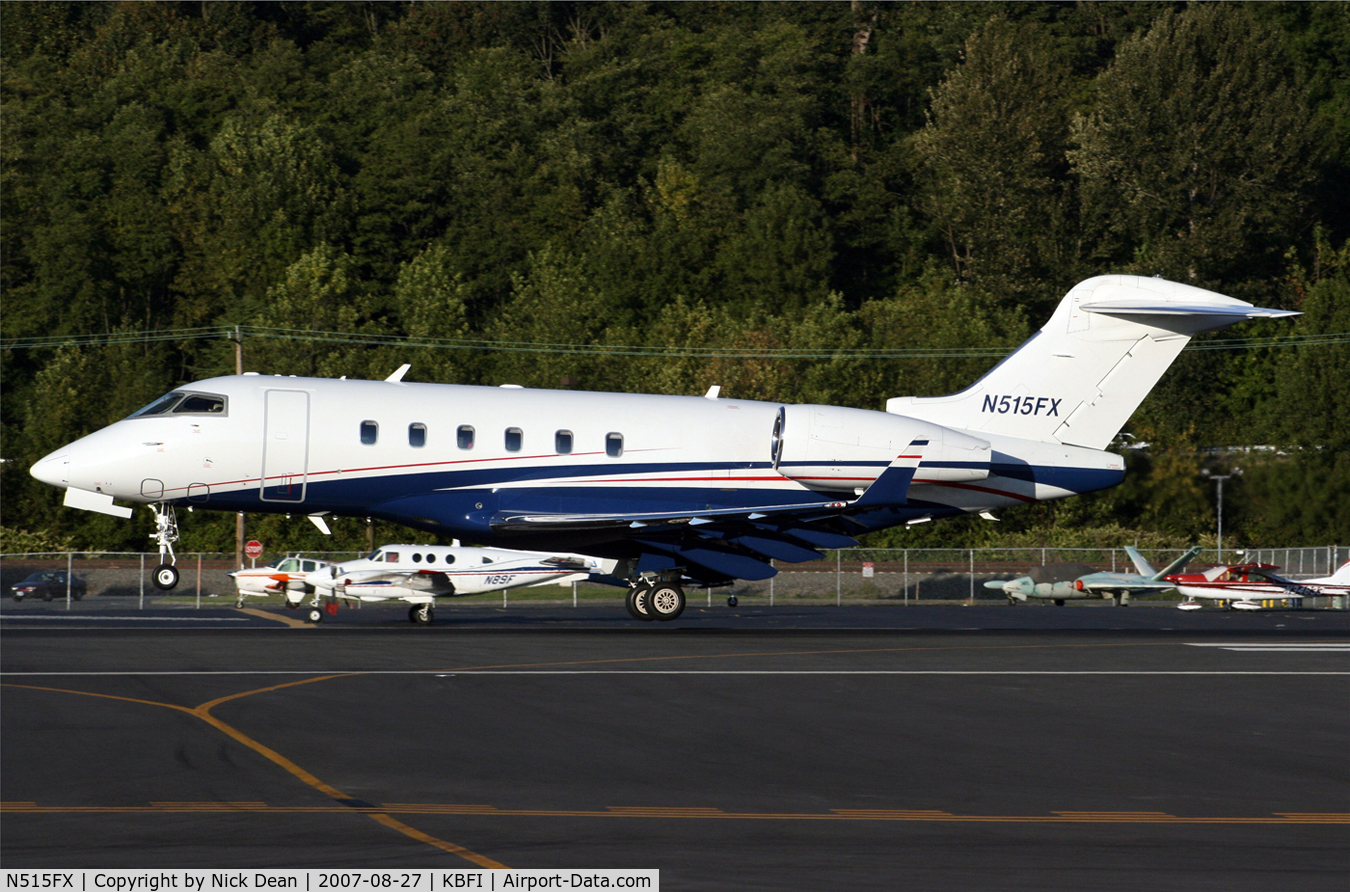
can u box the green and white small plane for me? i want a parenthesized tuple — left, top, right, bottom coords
(985, 546, 1202, 606)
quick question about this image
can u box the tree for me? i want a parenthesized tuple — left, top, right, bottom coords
(1069, 5, 1319, 290)
(914, 15, 1079, 313)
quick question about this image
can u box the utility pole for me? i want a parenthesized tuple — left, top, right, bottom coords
(1202, 467, 1242, 563)
(228, 326, 245, 569)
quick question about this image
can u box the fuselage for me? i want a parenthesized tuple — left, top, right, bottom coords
(31, 373, 1125, 560)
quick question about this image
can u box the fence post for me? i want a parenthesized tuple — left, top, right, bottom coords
(769, 559, 774, 607)
(904, 549, 908, 605)
(196, 554, 202, 609)
(572, 579, 577, 608)
(836, 550, 842, 607)
(66, 552, 73, 610)
(969, 549, 974, 606)
(139, 553, 145, 609)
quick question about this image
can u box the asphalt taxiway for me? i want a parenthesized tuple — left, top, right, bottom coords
(2, 606, 1347, 890)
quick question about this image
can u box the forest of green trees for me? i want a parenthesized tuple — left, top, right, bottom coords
(2, 1, 1347, 555)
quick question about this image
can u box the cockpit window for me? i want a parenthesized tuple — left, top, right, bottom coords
(128, 392, 184, 418)
(173, 393, 227, 415)
(127, 391, 228, 418)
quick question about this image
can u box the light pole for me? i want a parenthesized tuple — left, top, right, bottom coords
(1201, 467, 1242, 562)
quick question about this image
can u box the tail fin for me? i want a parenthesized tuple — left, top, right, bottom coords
(1136, 545, 1203, 580)
(1311, 560, 1350, 584)
(886, 276, 1297, 449)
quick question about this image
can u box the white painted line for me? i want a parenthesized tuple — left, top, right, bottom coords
(0, 615, 250, 622)
(1186, 642, 1350, 651)
(3, 670, 1347, 677)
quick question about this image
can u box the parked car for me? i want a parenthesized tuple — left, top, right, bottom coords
(11, 571, 86, 601)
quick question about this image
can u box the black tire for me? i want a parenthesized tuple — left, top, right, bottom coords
(647, 584, 685, 621)
(12, 593, 23, 602)
(42, 591, 53, 602)
(627, 585, 655, 621)
(1053, 599, 1065, 607)
(727, 595, 738, 607)
(306, 607, 323, 623)
(409, 604, 433, 625)
(152, 563, 179, 590)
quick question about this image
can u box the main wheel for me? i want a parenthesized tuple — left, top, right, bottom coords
(1053, 599, 1065, 607)
(409, 604, 434, 625)
(306, 607, 323, 623)
(647, 583, 685, 621)
(626, 585, 655, 621)
(726, 595, 738, 607)
(152, 563, 179, 590)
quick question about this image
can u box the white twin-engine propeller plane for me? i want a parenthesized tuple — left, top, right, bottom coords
(32, 275, 1295, 619)
(294, 544, 618, 625)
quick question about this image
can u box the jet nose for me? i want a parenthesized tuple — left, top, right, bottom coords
(30, 453, 69, 488)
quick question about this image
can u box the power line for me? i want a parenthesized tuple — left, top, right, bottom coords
(2, 325, 1347, 359)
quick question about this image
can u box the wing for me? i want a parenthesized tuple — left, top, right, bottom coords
(1079, 580, 1176, 594)
(1241, 568, 1318, 598)
(485, 447, 928, 583)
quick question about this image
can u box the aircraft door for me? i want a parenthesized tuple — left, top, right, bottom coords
(260, 390, 309, 503)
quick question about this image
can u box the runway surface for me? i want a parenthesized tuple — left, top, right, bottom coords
(2, 606, 1347, 890)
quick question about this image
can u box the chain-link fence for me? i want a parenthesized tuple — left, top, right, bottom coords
(2, 545, 1346, 610)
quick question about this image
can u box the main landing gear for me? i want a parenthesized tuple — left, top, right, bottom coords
(409, 603, 434, 625)
(626, 579, 686, 622)
(148, 503, 180, 590)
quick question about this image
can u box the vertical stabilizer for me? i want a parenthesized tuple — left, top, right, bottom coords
(886, 276, 1297, 449)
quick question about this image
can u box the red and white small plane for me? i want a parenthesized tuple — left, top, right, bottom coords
(295, 544, 619, 624)
(229, 555, 332, 606)
(1165, 559, 1350, 611)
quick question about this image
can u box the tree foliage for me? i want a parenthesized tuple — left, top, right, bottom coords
(3, 1, 1347, 551)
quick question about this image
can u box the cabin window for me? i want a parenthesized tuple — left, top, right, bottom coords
(556, 430, 573, 454)
(606, 432, 624, 457)
(409, 423, 427, 448)
(445, 554, 456, 565)
(360, 420, 378, 445)
(457, 425, 475, 450)
(425, 553, 436, 564)
(412, 553, 422, 563)
(505, 427, 523, 452)
(384, 551, 399, 563)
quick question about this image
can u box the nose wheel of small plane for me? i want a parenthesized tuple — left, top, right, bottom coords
(727, 595, 738, 607)
(409, 604, 434, 625)
(306, 607, 324, 623)
(647, 583, 686, 620)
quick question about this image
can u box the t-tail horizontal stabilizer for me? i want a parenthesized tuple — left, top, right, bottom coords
(848, 440, 926, 511)
(886, 275, 1299, 451)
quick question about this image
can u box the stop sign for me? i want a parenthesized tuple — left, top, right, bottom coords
(245, 540, 264, 559)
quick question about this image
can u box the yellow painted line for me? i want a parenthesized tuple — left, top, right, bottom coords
(1, 680, 505, 867)
(236, 607, 313, 629)
(5, 803, 1344, 825)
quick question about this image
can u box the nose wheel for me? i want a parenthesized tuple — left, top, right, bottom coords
(148, 503, 181, 589)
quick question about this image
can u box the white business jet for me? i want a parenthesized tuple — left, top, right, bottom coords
(31, 275, 1296, 620)
(294, 543, 619, 625)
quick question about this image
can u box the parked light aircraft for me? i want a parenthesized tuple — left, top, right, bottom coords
(229, 555, 331, 606)
(291, 543, 619, 624)
(30, 275, 1296, 618)
(1166, 559, 1350, 610)
(985, 546, 1201, 606)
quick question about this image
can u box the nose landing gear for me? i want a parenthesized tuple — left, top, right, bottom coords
(148, 503, 180, 590)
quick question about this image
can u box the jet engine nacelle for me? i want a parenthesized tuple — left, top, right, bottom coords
(777, 405, 990, 495)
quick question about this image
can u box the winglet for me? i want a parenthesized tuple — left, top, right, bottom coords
(848, 440, 926, 511)
(385, 363, 411, 383)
